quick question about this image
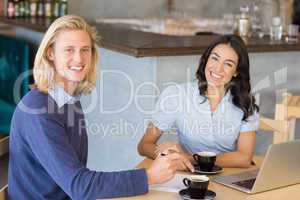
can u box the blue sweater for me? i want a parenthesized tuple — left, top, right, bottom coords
(8, 89, 148, 200)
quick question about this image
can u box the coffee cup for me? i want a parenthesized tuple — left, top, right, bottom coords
(193, 151, 217, 172)
(183, 175, 209, 199)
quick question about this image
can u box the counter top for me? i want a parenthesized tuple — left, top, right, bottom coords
(2, 17, 300, 57)
(0, 17, 54, 32)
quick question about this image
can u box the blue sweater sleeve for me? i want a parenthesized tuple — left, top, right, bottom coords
(25, 113, 148, 200)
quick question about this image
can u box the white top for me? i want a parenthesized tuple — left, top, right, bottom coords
(49, 84, 81, 108)
(151, 82, 259, 154)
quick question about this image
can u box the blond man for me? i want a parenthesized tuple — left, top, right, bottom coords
(8, 15, 193, 200)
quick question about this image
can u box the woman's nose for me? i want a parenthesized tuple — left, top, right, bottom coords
(214, 62, 224, 72)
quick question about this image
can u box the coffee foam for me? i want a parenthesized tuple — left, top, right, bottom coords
(190, 175, 209, 182)
(197, 151, 216, 157)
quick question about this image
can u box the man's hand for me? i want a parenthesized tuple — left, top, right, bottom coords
(146, 153, 194, 185)
(146, 153, 176, 185)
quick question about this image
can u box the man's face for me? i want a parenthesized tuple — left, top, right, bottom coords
(48, 29, 92, 86)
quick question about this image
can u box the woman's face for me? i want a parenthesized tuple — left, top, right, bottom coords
(48, 29, 92, 88)
(205, 44, 238, 88)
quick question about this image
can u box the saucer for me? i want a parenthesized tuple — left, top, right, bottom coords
(194, 165, 223, 175)
(179, 188, 216, 200)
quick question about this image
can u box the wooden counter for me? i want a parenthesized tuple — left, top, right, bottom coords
(1, 17, 300, 57)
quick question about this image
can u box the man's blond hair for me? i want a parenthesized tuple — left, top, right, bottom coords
(33, 15, 99, 94)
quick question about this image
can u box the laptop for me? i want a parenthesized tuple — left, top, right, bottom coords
(213, 140, 300, 194)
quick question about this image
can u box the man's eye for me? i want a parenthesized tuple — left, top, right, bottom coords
(81, 48, 90, 53)
(65, 49, 73, 53)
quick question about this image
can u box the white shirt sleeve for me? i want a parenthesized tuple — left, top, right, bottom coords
(151, 85, 183, 132)
(240, 111, 260, 133)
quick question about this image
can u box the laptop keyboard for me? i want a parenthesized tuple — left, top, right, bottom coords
(232, 178, 256, 190)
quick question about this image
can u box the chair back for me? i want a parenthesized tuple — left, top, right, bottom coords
(280, 93, 300, 119)
(0, 185, 7, 200)
(259, 116, 293, 144)
(271, 92, 300, 143)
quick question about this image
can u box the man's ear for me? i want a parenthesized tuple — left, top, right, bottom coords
(47, 47, 54, 61)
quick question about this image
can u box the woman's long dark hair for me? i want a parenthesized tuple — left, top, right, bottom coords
(196, 34, 259, 120)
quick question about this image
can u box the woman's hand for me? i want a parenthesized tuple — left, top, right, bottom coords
(155, 141, 185, 155)
(171, 152, 195, 172)
(155, 141, 194, 172)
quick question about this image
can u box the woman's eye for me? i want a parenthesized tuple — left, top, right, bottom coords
(225, 62, 234, 68)
(210, 56, 218, 61)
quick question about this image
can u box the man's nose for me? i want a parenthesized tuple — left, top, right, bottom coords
(73, 50, 83, 63)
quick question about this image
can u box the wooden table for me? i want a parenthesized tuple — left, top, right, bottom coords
(106, 156, 300, 200)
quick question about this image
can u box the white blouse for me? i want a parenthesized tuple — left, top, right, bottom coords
(151, 82, 259, 154)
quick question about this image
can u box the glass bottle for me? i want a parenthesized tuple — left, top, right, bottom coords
(7, 0, 15, 18)
(270, 16, 283, 41)
(53, 0, 59, 17)
(30, 0, 37, 17)
(13, 0, 20, 18)
(249, 1, 263, 37)
(44, 0, 51, 17)
(24, 0, 30, 17)
(37, 0, 44, 17)
(263, 0, 279, 31)
(237, 5, 251, 37)
(0, 0, 3, 17)
(19, 0, 25, 17)
(59, 0, 67, 16)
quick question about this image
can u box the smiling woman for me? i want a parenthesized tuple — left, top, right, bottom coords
(138, 34, 260, 170)
(196, 35, 258, 121)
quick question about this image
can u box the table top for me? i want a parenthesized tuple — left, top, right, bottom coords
(105, 156, 300, 200)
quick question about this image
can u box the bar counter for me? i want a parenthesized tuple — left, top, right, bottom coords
(1, 17, 300, 57)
